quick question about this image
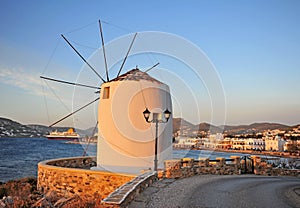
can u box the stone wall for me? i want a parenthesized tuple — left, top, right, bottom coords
(255, 162, 299, 176)
(101, 171, 156, 208)
(160, 157, 241, 179)
(253, 156, 300, 176)
(45, 156, 96, 169)
(159, 156, 299, 179)
(37, 157, 135, 200)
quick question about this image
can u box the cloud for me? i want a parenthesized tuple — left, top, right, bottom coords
(0, 67, 58, 98)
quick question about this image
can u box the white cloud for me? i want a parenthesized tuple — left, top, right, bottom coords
(0, 66, 97, 115)
(0, 67, 75, 104)
(0, 67, 47, 96)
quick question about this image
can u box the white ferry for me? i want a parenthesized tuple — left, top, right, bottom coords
(46, 128, 80, 140)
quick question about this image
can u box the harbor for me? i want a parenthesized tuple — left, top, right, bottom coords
(1, 137, 299, 183)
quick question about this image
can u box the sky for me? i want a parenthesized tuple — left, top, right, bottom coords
(0, 0, 300, 128)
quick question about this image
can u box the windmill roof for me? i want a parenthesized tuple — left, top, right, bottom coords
(110, 69, 163, 84)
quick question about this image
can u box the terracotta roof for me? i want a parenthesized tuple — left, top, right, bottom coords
(110, 69, 163, 84)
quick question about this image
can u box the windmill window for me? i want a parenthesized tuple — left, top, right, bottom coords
(103, 87, 110, 99)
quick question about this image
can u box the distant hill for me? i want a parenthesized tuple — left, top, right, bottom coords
(0, 117, 94, 138)
(173, 118, 195, 133)
(221, 123, 293, 135)
(247, 123, 292, 131)
(172, 118, 297, 136)
(198, 122, 223, 133)
(0, 117, 45, 138)
(173, 118, 223, 135)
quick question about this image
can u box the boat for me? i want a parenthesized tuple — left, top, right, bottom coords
(46, 128, 80, 140)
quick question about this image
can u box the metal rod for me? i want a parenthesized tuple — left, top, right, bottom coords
(99, 20, 109, 82)
(116, 33, 138, 77)
(154, 119, 158, 172)
(61, 34, 106, 83)
(144, 62, 160, 73)
(83, 121, 98, 156)
(49, 97, 100, 127)
(40, 76, 100, 90)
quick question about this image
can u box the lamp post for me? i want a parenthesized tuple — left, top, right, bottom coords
(143, 108, 171, 171)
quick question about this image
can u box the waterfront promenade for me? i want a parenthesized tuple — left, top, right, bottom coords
(175, 147, 300, 159)
(212, 148, 300, 159)
(129, 175, 300, 208)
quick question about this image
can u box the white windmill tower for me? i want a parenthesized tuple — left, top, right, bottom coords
(41, 20, 173, 174)
(96, 68, 172, 174)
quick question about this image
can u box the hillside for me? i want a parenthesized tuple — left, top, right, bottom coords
(0, 117, 45, 138)
(221, 123, 293, 135)
(0, 117, 93, 138)
(173, 118, 196, 133)
(173, 118, 223, 135)
(173, 118, 297, 136)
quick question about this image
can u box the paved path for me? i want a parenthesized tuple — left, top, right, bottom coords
(129, 175, 300, 208)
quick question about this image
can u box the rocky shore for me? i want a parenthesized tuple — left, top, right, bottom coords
(0, 177, 102, 208)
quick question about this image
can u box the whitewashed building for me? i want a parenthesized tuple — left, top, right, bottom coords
(232, 138, 246, 150)
(95, 69, 173, 174)
(265, 135, 285, 151)
(245, 138, 265, 150)
(204, 134, 223, 149)
(174, 137, 201, 149)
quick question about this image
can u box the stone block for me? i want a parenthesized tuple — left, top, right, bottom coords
(164, 159, 181, 170)
(230, 156, 240, 164)
(198, 158, 209, 166)
(216, 157, 225, 166)
(181, 158, 194, 167)
(157, 170, 164, 179)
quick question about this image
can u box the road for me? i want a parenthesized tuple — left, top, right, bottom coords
(130, 175, 300, 208)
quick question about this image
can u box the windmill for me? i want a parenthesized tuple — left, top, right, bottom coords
(41, 20, 173, 174)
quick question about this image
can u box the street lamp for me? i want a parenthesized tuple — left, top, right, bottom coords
(143, 108, 171, 171)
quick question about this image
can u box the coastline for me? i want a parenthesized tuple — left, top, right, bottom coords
(173, 147, 300, 159)
(213, 148, 300, 159)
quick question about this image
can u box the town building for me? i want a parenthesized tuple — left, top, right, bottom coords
(203, 133, 223, 149)
(232, 138, 246, 150)
(215, 138, 232, 149)
(174, 137, 200, 149)
(244, 138, 265, 150)
(265, 135, 285, 151)
(284, 140, 300, 152)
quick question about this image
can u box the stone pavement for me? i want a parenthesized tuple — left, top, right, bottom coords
(128, 178, 176, 208)
(129, 175, 300, 208)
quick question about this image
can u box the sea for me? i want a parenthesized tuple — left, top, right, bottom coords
(0, 137, 249, 183)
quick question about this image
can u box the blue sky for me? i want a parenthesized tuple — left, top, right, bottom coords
(0, 0, 300, 127)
